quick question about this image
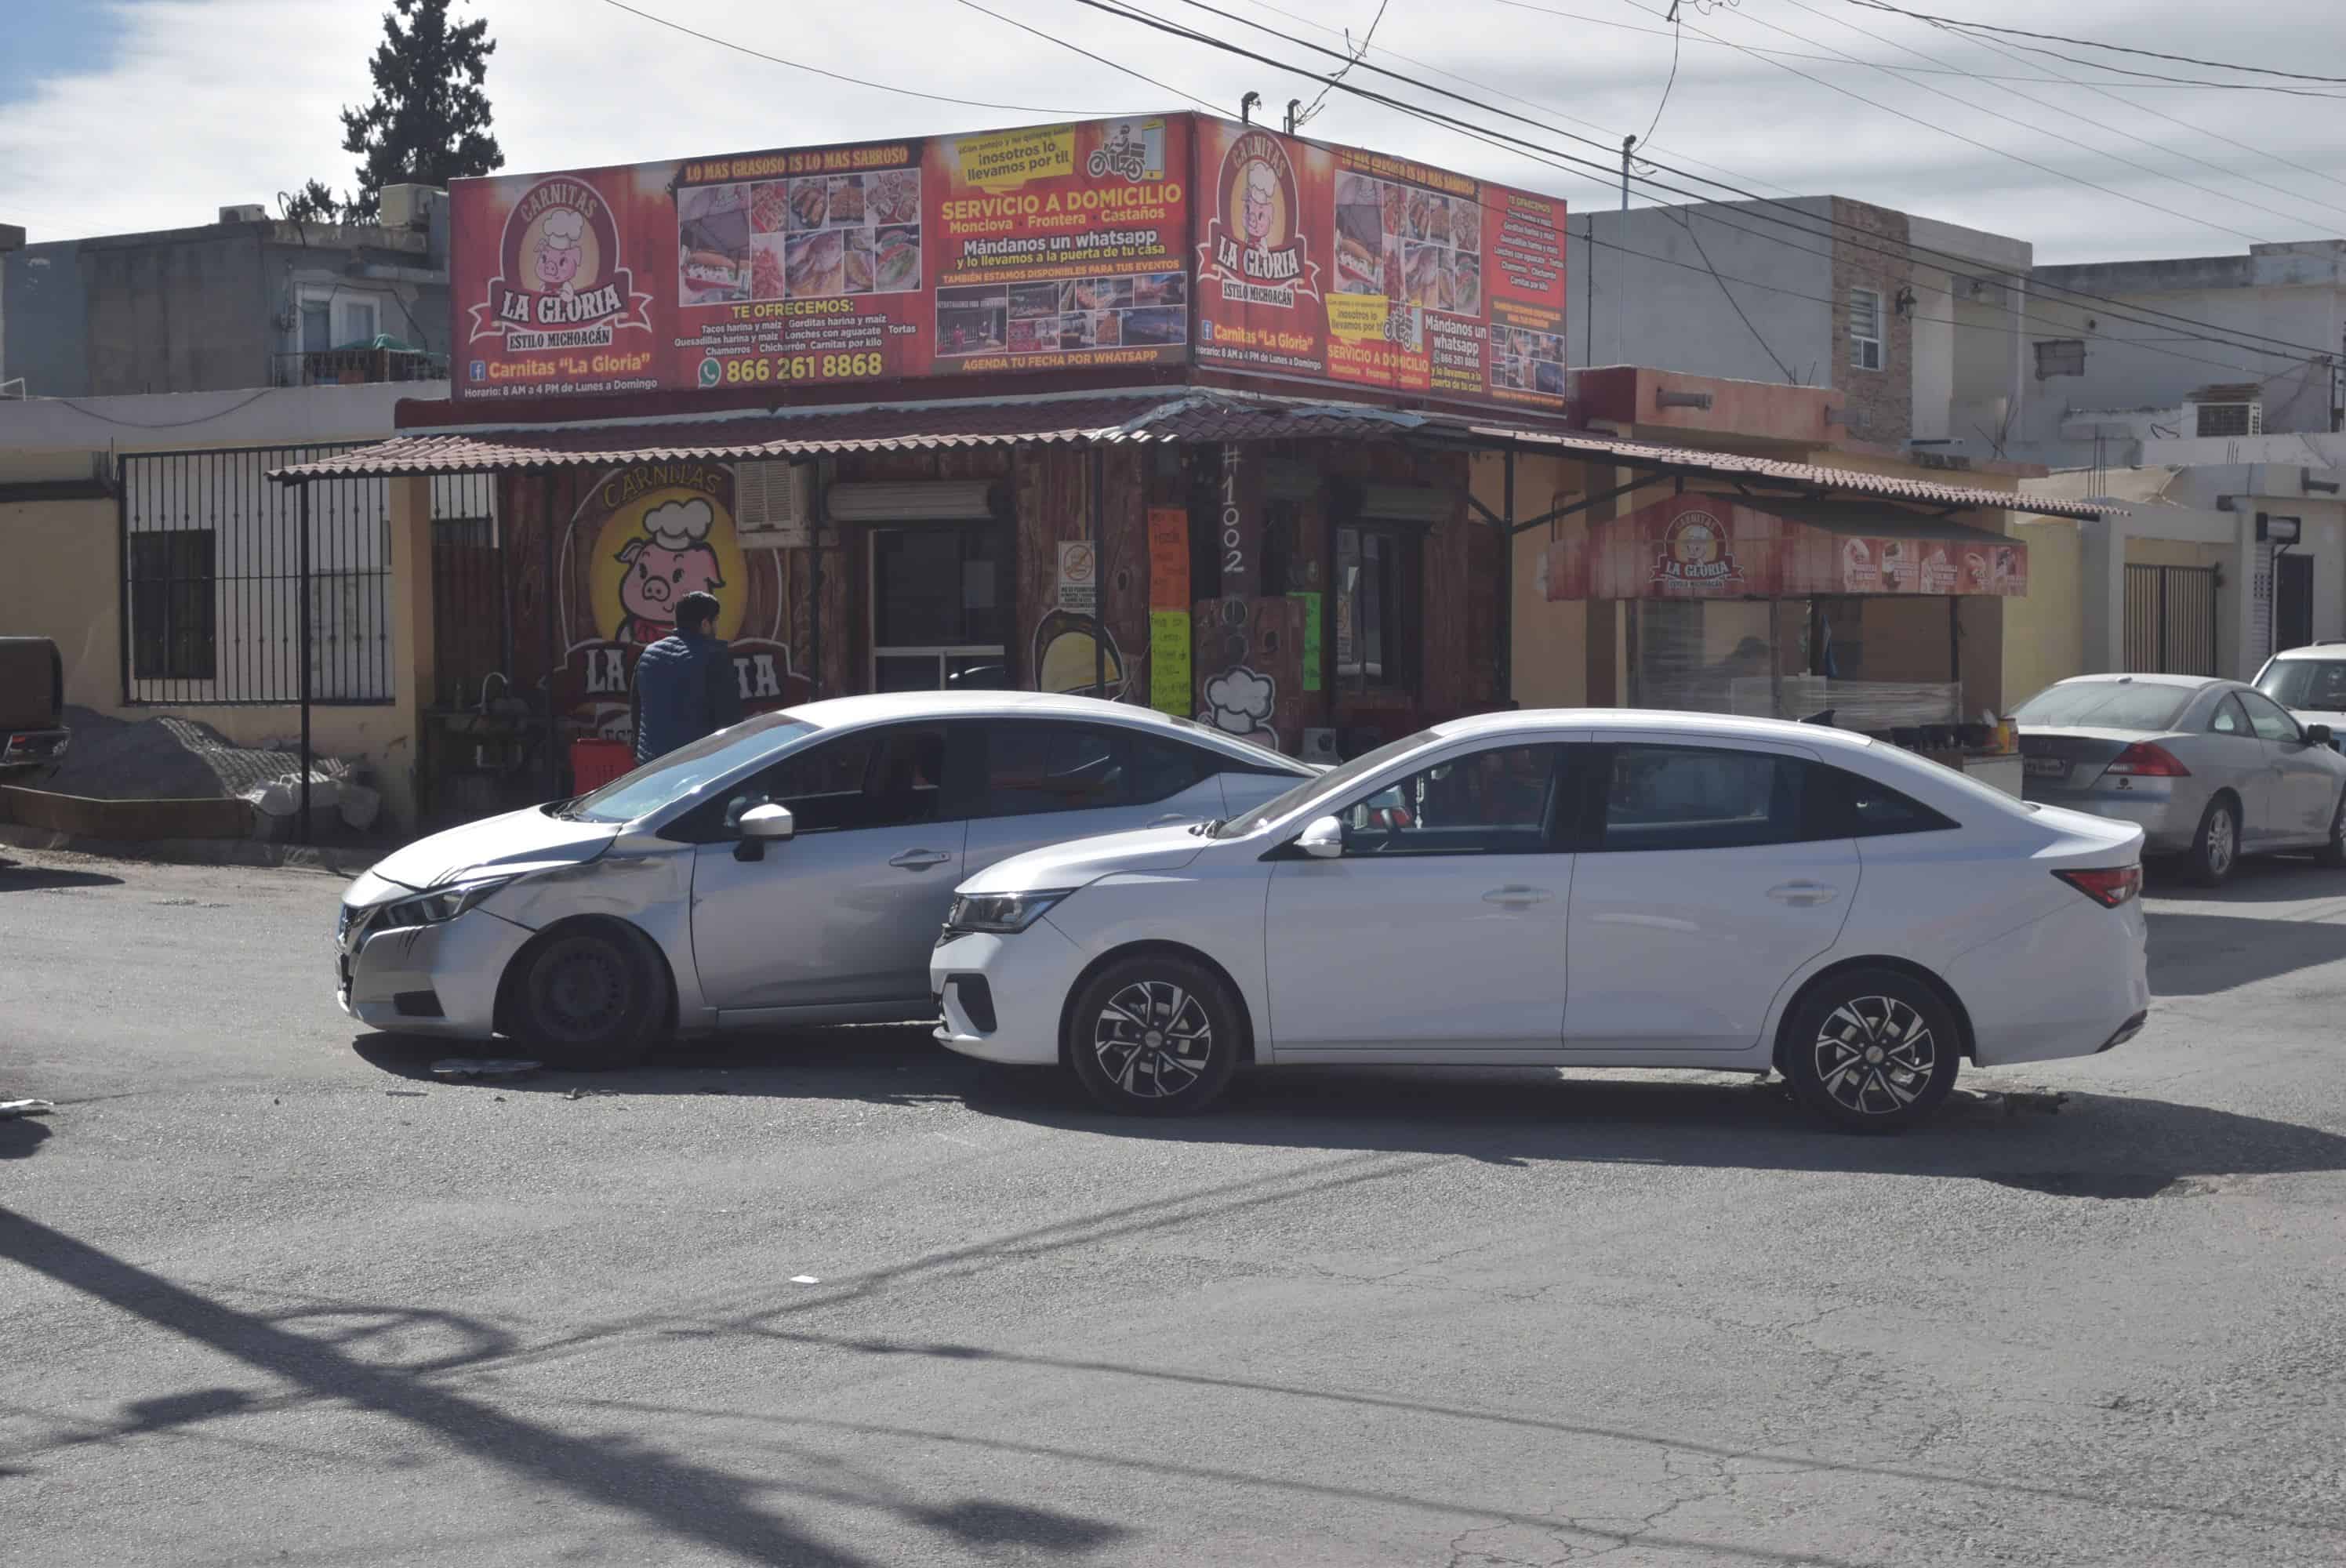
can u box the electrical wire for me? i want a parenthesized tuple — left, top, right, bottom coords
(1843, 2, 2346, 87)
(1883, 18, 2346, 216)
(950, 0, 1228, 112)
(1778, 0, 2346, 227)
(1295, 0, 1392, 127)
(594, 0, 1108, 115)
(1709, 0, 2322, 237)
(1103, 0, 2342, 366)
(1636, 1, 1683, 147)
(1594, 0, 2270, 245)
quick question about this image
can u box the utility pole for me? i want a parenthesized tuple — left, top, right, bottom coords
(1618, 135, 1636, 368)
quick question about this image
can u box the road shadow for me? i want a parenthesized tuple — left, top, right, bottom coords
(2144, 855, 2346, 904)
(0, 862, 122, 892)
(351, 1023, 994, 1108)
(0, 1117, 50, 1159)
(0, 1209, 1132, 1563)
(2143, 909, 2346, 995)
(351, 1024, 2346, 1200)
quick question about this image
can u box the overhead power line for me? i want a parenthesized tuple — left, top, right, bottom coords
(594, 0, 1106, 115)
(1099, 0, 2341, 368)
(1843, 1, 2346, 87)
(952, 0, 1228, 113)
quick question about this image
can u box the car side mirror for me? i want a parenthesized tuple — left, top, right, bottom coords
(733, 803, 795, 862)
(2307, 724, 2333, 746)
(1296, 814, 1345, 859)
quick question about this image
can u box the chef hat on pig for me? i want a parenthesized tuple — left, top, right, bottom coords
(644, 498, 715, 551)
(541, 209, 583, 250)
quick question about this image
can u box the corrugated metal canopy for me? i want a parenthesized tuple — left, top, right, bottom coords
(267, 389, 2118, 519)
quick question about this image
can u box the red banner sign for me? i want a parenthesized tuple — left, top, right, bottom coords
(1542, 495, 2030, 601)
(450, 114, 1568, 412)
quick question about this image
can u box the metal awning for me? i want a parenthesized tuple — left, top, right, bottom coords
(265, 388, 2119, 521)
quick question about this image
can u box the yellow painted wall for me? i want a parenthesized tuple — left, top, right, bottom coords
(1478, 452, 1593, 709)
(0, 489, 430, 829)
(2002, 517, 2083, 711)
(2123, 535, 2228, 571)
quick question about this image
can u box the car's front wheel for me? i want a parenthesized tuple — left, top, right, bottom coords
(507, 920, 670, 1069)
(1065, 953, 1243, 1116)
(1779, 969, 1961, 1132)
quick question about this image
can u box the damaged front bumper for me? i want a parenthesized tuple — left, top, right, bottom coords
(336, 905, 533, 1037)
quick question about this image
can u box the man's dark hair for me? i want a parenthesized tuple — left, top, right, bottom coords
(676, 591, 721, 634)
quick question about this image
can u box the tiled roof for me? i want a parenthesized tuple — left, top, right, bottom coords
(268, 390, 2116, 518)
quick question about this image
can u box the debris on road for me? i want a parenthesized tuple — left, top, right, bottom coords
(0, 1099, 56, 1119)
(790, 1276, 821, 1285)
(430, 1058, 542, 1080)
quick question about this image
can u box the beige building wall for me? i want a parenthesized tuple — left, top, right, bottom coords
(0, 483, 432, 830)
(1477, 451, 1593, 710)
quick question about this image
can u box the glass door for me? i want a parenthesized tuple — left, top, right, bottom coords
(870, 526, 1010, 691)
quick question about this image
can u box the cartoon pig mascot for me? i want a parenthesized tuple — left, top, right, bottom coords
(536, 208, 585, 297)
(613, 498, 727, 645)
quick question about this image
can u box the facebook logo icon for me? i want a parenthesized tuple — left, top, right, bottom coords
(1198, 321, 1215, 343)
(469, 360, 487, 381)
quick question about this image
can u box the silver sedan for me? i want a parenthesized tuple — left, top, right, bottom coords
(2015, 673, 2346, 885)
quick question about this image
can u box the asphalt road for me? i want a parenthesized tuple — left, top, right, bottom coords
(2, 846, 2343, 1567)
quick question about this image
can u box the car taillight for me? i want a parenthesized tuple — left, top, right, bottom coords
(2056, 866, 2141, 908)
(2102, 742, 2189, 777)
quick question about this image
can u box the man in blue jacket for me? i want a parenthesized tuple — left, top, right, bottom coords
(628, 591, 743, 764)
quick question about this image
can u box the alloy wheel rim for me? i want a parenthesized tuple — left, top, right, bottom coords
(2210, 811, 2235, 875)
(1812, 996, 1936, 1116)
(537, 940, 626, 1040)
(1092, 979, 1214, 1099)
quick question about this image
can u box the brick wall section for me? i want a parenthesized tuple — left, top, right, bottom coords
(1829, 198, 1914, 446)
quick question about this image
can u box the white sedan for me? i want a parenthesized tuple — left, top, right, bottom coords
(932, 710, 2152, 1130)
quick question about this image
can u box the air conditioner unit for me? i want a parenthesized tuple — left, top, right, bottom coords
(2188, 400, 2262, 438)
(217, 204, 267, 225)
(732, 461, 816, 546)
(379, 184, 434, 229)
(1300, 727, 1339, 764)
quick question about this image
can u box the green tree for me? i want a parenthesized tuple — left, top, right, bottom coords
(336, 0, 504, 222)
(278, 179, 345, 224)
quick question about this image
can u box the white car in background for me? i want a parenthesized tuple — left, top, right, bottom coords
(932, 710, 2152, 1131)
(2255, 641, 2346, 746)
(334, 692, 1313, 1065)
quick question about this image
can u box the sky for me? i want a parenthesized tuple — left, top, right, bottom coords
(4, 0, 2345, 266)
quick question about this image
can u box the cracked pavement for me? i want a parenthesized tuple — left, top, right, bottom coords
(2, 846, 2344, 1565)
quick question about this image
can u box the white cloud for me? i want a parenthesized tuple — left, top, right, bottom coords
(1, 0, 2341, 264)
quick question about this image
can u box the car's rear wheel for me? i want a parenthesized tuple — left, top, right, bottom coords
(507, 920, 670, 1069)
(1065, 954, 1242, 1116)
(1779, 969, 1961, 1133)
(2316, 791, 2346, 869)
(2188, 796, 2239, 887)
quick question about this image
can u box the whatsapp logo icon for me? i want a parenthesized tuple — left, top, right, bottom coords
(698, 356, 723, 388)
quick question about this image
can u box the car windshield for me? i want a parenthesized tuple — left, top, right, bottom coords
(2012, 682, 2192, 732)
(2257, 659, 2346, 712)
(562, 713, 819, 823)
(1163, 713, 1311, 774)
(1214, 729, 1437, 838)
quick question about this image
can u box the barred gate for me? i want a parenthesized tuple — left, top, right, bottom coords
(2123, 563, 2220, 676)
(118, 445, 390, 706)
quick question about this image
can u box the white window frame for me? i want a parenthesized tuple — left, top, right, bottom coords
(296, 286, 384, 352)
(1848, 287, 1883, 372)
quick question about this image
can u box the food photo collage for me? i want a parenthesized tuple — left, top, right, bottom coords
(677, 168, 923, 306)
(935, 270, 1189, 359)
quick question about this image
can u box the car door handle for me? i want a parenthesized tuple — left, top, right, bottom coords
(1482, 885, 1554, 907)
(888, 849, 954, 870)
(1766, 881, 1838, 906)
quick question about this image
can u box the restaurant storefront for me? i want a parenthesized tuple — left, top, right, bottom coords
(268, 114, 2110, 831)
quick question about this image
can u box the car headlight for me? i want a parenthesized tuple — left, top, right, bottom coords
(376, 875, 520, 931)
(946, 888, 1076, 935)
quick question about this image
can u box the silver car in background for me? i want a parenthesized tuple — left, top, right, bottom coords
(333, 692, 1316, 1065)
(2015, 673, 2346, 886)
